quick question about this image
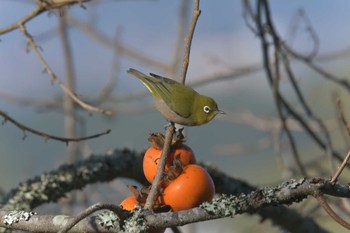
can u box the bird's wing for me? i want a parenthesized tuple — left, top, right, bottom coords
(128, 69, 194, 118)
(151, 74, 196, 118)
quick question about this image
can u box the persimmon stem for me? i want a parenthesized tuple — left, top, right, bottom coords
(144, 123, 175, 210)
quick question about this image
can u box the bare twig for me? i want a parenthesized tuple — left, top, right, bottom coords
(222, 111, 337, 133)
(144, 124, 175, 210)
(335, 96, 350, 136)
(278, 7, 333, 176)
(0, 5, 44, 35)
(245, 0, 344, 173)
(329, 96, 350, 181)
(170, 0, 190, 78)
(67, 15, 170, 73)
(180, 0, 201, 84)
(260, 0, 335, 178)
(19, 24, 112, 116)
(315, 194, 350, 230)
(110, 46, 350, 104)
(0, 110, 110, 144)
(59, 11, 79, 164)
(256, 0, 307, 176)
(94, 29, 122, 105)
(286, 9, 319, 60)
(242, 0, 258, 35)
(0, 92, 61, 110)
(144, 0, 201, 210)
(59, 9, 83, 213)
(0, 0, 91, 35)
(58, 203, 126, 233)
(330, 148, 350, 185)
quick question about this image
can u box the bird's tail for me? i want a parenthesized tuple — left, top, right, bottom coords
(127, 68, 159, 95)
(127, 68, 149, 80)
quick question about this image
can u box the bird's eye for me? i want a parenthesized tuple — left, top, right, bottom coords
(203, 105, 211, 113)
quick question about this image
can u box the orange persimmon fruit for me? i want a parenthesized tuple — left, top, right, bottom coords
(143, 144, 196, 184)
(120, 195, 139, 211)
(160, 164, 215, 212)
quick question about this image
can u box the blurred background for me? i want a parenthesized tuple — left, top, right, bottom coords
(1, 0, 350, 232)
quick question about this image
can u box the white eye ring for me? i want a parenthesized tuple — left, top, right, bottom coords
(203, 105, 211, 113)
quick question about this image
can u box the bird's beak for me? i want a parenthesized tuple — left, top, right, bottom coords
(216, 109, 226, 115)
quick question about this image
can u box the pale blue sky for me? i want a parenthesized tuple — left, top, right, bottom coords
(1, 1, 350, 98)
(1, 0, 350, 174)
(1, 0, 350, 168)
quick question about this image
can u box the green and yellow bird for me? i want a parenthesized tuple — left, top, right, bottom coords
(128, 68, 224, 126)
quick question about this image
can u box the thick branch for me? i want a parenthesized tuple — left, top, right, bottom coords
(1, 178, 348, 232)
(0, 149, 341, 233)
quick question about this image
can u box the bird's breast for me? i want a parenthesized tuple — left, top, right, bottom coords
(153, 99, 194, 126)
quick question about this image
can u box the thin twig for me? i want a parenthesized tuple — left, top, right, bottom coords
(285, 45, 350, 93)
(331, 93, 349, 167)
(0, 5, 44, 35)
(58, 203, 126, 233)
(111, 46, 350, 103)
(0, 110, 110, 144)
(329, 96, 350, 179)
(59, 11, 79, 164)
(282, 56, 312, 116)
(330, 148, 350, 185)
(170, 0, 190, 78)
(262, 0, 334, 176)
(315, 194, 350, 230)
(180, 0, 201, 84)
(94, 29, 122, 105)
(242, 0, 258, 35)
(19, 24, 112, 116)
(257, 0, 307, 176)
(144, 124, 175, 210)
(59, 10, 80, 212)
(144, 0, 201, 210)
(0, 0, 91, 35)
(67, 15, 170, 73)
(250, 0, 344, 170)
(264, 1, 334, 176)
(286, 9, 319, 60)
(335, 96, 350, 136)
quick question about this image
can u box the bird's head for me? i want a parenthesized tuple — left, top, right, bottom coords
(192, 95, 225, 125)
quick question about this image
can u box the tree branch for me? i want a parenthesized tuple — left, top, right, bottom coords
(1, 177, 348, 232)
(19, 24, 112, 116)
(144, 124, 175, 210)
(0, 0, 91, 36)
(0, 110, 110, 144)
(315, 194, 350, 230)
(0, 149, 342, 233)
(180, 0, 201, 84)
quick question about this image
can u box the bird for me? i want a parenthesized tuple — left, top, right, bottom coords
(127, 68, 224, 126)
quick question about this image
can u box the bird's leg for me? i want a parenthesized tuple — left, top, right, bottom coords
(163, 121, 176, 130)
(173, 127, 185, 143)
